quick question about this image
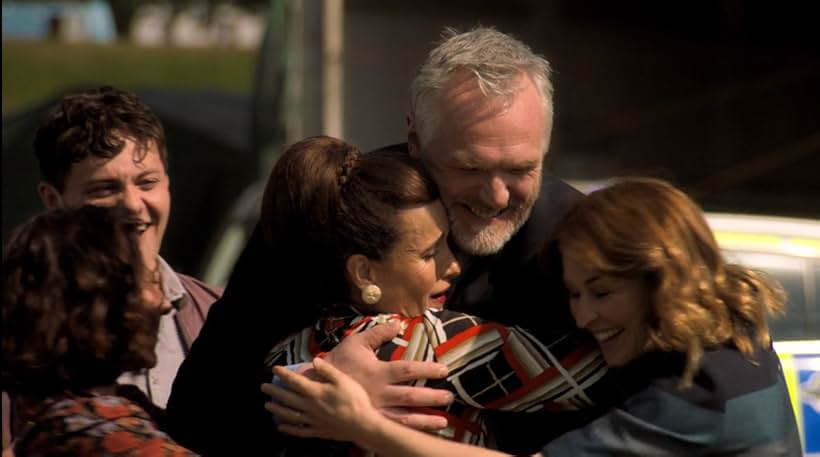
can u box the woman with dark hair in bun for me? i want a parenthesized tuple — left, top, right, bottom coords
(258, 136, 608, 456)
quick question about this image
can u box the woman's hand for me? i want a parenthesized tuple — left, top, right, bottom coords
(264, 357, 515, 457)
(263, 357, 380, 445)
(322, 322, 452, 417)
(262, 322, 452, 432)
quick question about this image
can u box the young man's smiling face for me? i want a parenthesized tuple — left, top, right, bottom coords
(39, 138, 171, 273)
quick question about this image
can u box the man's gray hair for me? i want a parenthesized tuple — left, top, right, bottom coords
(410, 26, 553, 149)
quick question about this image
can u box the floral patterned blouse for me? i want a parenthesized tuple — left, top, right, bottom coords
(13, 393, 196, 457)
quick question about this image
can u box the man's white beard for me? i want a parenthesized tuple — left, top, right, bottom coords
(449, 201, 534, 256)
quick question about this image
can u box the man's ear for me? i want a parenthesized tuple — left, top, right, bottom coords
(406, 111, 421, 158)
(37, 182, 64, 209)
(345, 254, 376, 291)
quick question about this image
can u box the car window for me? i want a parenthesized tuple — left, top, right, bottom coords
(766, 267, 808, 340)
(810, 262, 820, 337)
(724, 251, 817, 341)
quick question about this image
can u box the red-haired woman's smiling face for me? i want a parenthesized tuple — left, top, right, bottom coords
(563, 254, 650, 367)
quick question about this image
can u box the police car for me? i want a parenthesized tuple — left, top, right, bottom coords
(707, 213, 820, 456)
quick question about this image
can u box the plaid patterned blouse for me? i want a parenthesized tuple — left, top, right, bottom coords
(265, 306, 608, 449)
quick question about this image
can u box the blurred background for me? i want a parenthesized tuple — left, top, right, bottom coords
(3, 0, 820, 283)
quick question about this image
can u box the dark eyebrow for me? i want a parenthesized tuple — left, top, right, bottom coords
(584, 275, 602, 286)
(415, 231, 445, 255)
(136, 169, 162, 178)
(427, 232, 446, 252)
(83, 178, 121, 189)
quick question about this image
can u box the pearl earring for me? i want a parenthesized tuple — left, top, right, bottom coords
(361, 284, 382, 305)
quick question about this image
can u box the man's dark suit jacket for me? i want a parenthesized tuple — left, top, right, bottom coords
(165, 144, 595, 455)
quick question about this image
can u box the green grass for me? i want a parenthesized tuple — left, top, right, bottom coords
(2, 40, 256, 114)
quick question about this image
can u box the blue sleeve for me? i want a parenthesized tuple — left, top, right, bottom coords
(269, 363, 307, 426)
(543, 386, 720, 457)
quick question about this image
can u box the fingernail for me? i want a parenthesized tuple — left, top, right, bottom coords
(443, 392, 454, 403)
(439, 366, 449, 377)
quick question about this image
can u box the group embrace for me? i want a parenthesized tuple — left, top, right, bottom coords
(2, 27, 802, 457)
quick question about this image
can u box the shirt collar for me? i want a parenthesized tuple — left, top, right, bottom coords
(157, 256, 186, 310)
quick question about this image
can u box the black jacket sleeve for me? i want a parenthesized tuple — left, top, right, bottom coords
(165, 224, 320, 455)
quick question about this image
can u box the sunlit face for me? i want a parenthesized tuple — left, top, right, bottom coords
(41, 139, 170, 272)
(415, 72, 548, 256)
(562, 253, 650, 367)
(367, 201, 461, 316)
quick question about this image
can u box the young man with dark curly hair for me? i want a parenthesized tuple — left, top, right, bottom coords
(2, 86, 222, 452)
(32, 86, 222, 408)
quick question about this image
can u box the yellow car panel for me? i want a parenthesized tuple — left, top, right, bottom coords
(710, 214, 820, 456)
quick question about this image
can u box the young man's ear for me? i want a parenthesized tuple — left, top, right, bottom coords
(37, 182, 64, 209)
(406, 111, 421, 158)
(345, 254, 376, 291)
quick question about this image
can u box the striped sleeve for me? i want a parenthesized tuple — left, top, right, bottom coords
(373, 309, 608, 413)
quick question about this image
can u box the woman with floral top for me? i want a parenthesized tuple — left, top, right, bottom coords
(2, 205, 196, 456)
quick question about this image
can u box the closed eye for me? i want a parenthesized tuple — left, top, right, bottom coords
(509, 167, 534, 176)
(138, 178, 160, 190)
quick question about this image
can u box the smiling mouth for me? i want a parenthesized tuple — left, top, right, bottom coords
(592, 328, 623, 344)
(126, 221, 152, 234)
(464, 204, 508, 220)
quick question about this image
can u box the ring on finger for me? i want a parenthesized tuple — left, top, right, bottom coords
(294, 410, 307, 427)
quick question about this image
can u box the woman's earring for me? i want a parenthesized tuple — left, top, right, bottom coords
(361, 284, 382, 305)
